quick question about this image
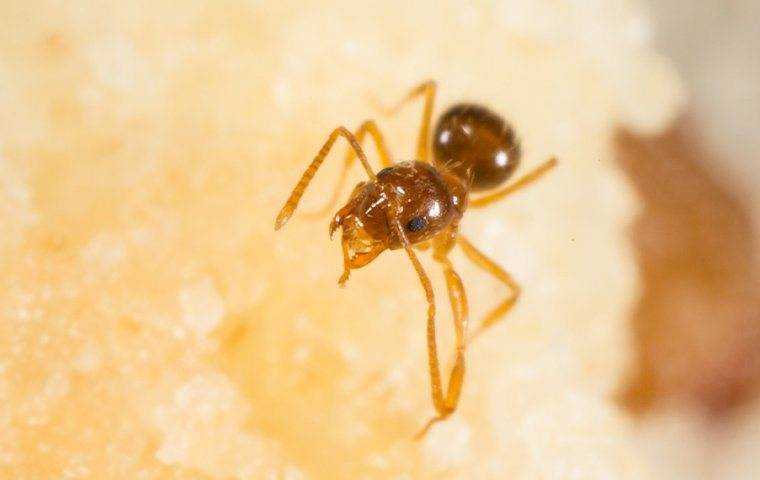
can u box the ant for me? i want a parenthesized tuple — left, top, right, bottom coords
(275, 81, 557, 438)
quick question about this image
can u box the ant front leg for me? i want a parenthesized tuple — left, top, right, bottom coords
(378, 80, 437, 163)
(457, 235, 520, 344)
(414, 227, 470, 439)
(382, 194, 452, 439)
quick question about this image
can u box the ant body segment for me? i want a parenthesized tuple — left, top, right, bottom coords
(275, 81, 557, 438)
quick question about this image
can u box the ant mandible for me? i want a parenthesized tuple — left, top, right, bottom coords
(275, 81, 557, 438)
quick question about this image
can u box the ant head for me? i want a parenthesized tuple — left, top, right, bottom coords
(331, 161, 467, 258)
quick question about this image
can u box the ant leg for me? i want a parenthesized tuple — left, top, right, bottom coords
(469, 157, 558, 208)
(378, 80, 437, 163)
(384, 197, 465, 439)
(414, 240, 431, 251)
(457, 234, 520, 345)
(383, 197, 442, 432)
(305, 120, 393, 218)
(414, 230, 470, 438)
(275, 127, 376, 230)
(345, 120, 393, 167)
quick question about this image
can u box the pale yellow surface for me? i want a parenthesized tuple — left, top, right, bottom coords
(0, 1, 683, 478)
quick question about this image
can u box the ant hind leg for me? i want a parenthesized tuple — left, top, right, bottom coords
(469, 157, 558, 208)
(457, 235, 520, 345)
(376, 80, 437, 163)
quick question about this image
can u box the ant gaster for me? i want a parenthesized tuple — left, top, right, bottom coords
(275, 81, 557, 438)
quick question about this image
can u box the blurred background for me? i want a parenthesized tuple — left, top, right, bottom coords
(618, 1, 760, 478)
(0, 0, 758, 478)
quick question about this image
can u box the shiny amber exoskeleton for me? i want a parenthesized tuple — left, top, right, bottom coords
(433, 104, 521, 191)
(331, 161, 467, 254)
(274, 81, 557, 438)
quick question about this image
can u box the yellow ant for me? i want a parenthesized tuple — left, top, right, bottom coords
(275, 81, 557, 438)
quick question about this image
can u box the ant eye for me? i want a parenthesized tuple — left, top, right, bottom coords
(406, 216, 427, 232)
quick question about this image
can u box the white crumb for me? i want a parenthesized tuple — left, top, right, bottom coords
(179, 278, 226, 338)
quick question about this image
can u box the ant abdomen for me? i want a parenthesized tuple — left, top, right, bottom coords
(432, 103, 521, 191)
